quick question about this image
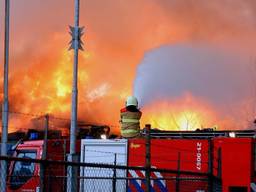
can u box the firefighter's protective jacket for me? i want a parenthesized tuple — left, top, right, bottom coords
(120, 107, 142, 138)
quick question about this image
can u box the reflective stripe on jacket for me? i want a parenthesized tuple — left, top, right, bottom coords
(120, 107, 142, 138)
(121, 129, 139, 138)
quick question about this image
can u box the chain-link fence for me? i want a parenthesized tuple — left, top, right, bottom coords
(0, 155, 212, 192)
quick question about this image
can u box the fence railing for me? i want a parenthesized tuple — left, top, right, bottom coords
(0, 155, 213, 192)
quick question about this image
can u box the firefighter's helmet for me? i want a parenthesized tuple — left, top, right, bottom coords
(126, 96, 138, 107)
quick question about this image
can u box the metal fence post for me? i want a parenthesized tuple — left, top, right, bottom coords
(40, 114, 49, 192)
(217, 148, 222, 178)
(208, 139, 213, 192)
(145, 124, 151, 192)
(112, 153, 117, 192)
(176, 152, 181, 192)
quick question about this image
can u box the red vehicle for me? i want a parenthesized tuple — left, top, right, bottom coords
(127, 137, 256, 192)
(6, 130, 256, 192)
(7, 139, 80, 192)
(128, 139, 210, 191)
(212, 137, 255, 192)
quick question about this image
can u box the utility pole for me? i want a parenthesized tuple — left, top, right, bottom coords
(67, 0, 84, 191)
(145, 124, 151, 192)
(1, 0, 10, 191)
(40, 114, 49, 192)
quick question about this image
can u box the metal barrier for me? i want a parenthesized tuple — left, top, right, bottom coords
(0, 156, 211, 192)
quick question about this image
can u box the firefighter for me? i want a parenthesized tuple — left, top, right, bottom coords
(120, 96, 142, 138)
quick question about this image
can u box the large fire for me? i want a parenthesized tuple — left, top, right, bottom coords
(0, 48, 253, 134)
(143, 110, 204, 131)
(1, 0, 256, 134)
(140, 95, 220, 131)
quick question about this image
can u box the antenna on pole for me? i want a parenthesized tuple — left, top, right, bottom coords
(67, 0, 84, 191)
(0, 0, 10, 191)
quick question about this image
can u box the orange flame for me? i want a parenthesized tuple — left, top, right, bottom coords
(1, 0, 255, 134)
(141, 94, 222, 131)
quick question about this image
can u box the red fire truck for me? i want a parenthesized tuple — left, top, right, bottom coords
(6, 129, 256, 192)
(212, 137, 254, 192)
(7, 139, 81, 192)
(127, 139, 209, 191)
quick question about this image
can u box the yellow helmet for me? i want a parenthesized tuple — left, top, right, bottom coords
(126, 96, 138, 107)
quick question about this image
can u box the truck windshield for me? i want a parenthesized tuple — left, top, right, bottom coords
(9, 150, 37, 190)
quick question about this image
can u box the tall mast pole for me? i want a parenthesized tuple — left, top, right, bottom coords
(1, 0, 10, 191)
(70, 0, 80, 160)
(67, 0, 84, 191)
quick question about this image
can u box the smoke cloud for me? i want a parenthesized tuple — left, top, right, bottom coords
(133, 44, 256, 129)
(134, 44, 252, 107)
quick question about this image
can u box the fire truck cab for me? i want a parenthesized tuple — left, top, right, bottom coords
(7, 139, 79, 192)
